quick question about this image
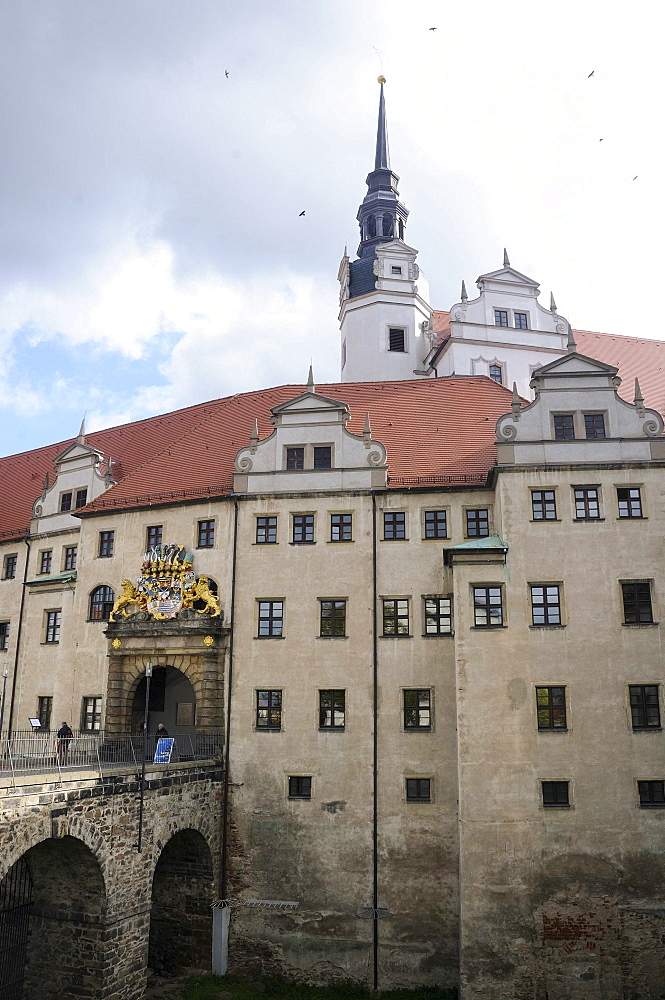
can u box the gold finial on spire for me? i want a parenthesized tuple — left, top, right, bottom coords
(377, 75, 386, 84)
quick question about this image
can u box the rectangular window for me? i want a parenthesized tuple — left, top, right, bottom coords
(617, 487, 643, 518)
(574, 487, 600, 519)
(98, 531, 114, 558)
(494, 310, 509, 327)
(466, 508, 489, 538)
(406, 777, 431, 801)
(330, 513, 352, 542)
(319, 690, 345, 729)
(197, 520, 215, 548)
(629, 685, 661, 729)
(531, 490, 557, 520)
(514, 312, 529, 329)
(75, 488, 88, 509)
(288, 775, 312, 799)
(388, 328, 405, 352)
(3, 554, 17, 579)
(146, 525, 163, 548)
(473, 586, 504, 627)
(403, 689, 431, 730)
(622, 582, 653, 624)
(292, 514, 314, 543)
(424, 510, 447, 539)
(81, 696, 102, 732)
(39, 550, 52, 575)
(45, 610, 61, 644)
(319, 600, 346, 637)
(313, 446, 332, 469)
(583, 414, 605, 439)
(536, 686, 567, 730)
(256, 690, 282, 729)
(37, 696, 53, 730)
(64, 546, 77, 571)
(256, 516, 277, 544)
(384, 511, 406, 540)
(488, 364, 503, 384)
(60, 491, 73, 512)
(382, 599, 410, 636)
(391, 265, 402, 275)
(286, 447, 304, 470)
(530, 585, 562, 626)
(542, 781, 570, 807)
(257, 600, 283, 637)
(424, 597, 452, 635)
(0, 622, 9, 651)
(554, 414, 575, 440)
(638, 780, 665, 807)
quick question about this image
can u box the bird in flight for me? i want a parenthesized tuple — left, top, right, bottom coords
(588, 70, 594, 77)
(633, 176, 639, 181)
(225, 70, 229, 79)
(299, 211, 306, 217)
(429, 26, 437, 31)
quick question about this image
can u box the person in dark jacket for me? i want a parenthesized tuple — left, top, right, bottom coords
(155, 723, 169, 737)
(57, 722, 73, 764)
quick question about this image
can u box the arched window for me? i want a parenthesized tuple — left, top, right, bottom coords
(367, 215, 376, 238)
(489, 364, 503, 384)
(382, 214, 394, 238)
(398, 218, 404, 240)
(89, 585, 115, 621)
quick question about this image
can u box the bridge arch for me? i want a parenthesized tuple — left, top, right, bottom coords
(148, 828, 214, 977)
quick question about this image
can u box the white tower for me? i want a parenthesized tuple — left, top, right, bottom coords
(339, 79, 432, 383)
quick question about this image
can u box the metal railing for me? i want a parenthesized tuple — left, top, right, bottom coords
(0, 730, 222, 786)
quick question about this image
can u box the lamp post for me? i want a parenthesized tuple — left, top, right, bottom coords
(0, 666, 9, 737)
(136, 662, 152, 853)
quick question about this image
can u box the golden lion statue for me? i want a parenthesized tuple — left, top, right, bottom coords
(183, 575, 221, 617)
(109, 580, 142, 621)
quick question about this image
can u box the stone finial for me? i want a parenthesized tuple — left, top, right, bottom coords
(42, 472, 50, 493)
(307, 365, 315, 393)
(566, 324, 577, 352)
(503, 248, 510, 267)
(511, 383, 521, 421)
(550, 292, 557, 313)
(104, 457, 114, 486)
(461, 279, 468, 303)
(77, 416, 86, 443)
(250, 418, 260, 454)
(363, 412, 372, 447)
(634, 378, 645, 416)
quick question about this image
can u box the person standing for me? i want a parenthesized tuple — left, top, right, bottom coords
(57, 721, 73, 765)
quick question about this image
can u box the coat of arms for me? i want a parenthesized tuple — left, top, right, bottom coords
(109, 544, 221, 621)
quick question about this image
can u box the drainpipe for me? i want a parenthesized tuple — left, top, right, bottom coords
(371, 494, 379, 990)
(220, 498, 239, 900)
(7, 533, 31, 735)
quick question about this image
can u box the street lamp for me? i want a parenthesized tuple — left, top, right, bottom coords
(136, 662, 152, 853)
(0, 666, 9, 737)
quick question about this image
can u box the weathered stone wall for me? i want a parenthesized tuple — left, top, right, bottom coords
(0, 765, 222, 1000)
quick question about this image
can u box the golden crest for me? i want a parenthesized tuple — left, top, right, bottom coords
(112, 638, 122, 648)
(203, 635, 214, 646)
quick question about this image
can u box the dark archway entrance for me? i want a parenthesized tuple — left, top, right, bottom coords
(0, 857, 33, 1000)
(0, 837, 106, 1000)
(131, 665, 197, 736)
(149, 829, 213, 977)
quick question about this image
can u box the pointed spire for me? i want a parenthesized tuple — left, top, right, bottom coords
(77, 416, 86, 443)
(503, 248, 510, 267)
(511, 383, 521, 420)
(363, 411, 372, 447)
(566, 324, 577, 352)
(634, 378, 645, 415)
(460, 279, 468, 303)
(550, 292, 557, 313)
(307, 365, 315, 393)
(375, 77, 390, 170)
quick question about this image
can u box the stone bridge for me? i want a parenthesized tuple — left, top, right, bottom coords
(0, 763, 223, 1000)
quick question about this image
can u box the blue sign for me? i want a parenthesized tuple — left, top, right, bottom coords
(154, 737, 175, 764)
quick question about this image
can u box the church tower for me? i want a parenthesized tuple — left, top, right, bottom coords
(339, 79, 432, 383)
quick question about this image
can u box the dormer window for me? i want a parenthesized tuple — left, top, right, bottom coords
(313, 447, 332, 470)
(286, 447, 305, 470)
(75, 488, 88, 509)
(494, 310, 509, 328)
(553, 414, 575, 440)
(389, 328, 406, 352)
(584, 413, 606, 439)
(514, 312, 529, 329)
(391, 266, 402, 275)
(60, 492, 72, 512)
(489, 364, 503, 384)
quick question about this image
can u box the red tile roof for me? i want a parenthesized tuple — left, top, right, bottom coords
(0, 377, 513, 539)
(575, 329, 665, 414)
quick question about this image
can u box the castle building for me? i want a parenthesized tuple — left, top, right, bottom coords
(1, 83, 665, 1000)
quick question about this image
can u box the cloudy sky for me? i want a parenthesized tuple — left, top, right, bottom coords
(0, 0, 662, 456)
